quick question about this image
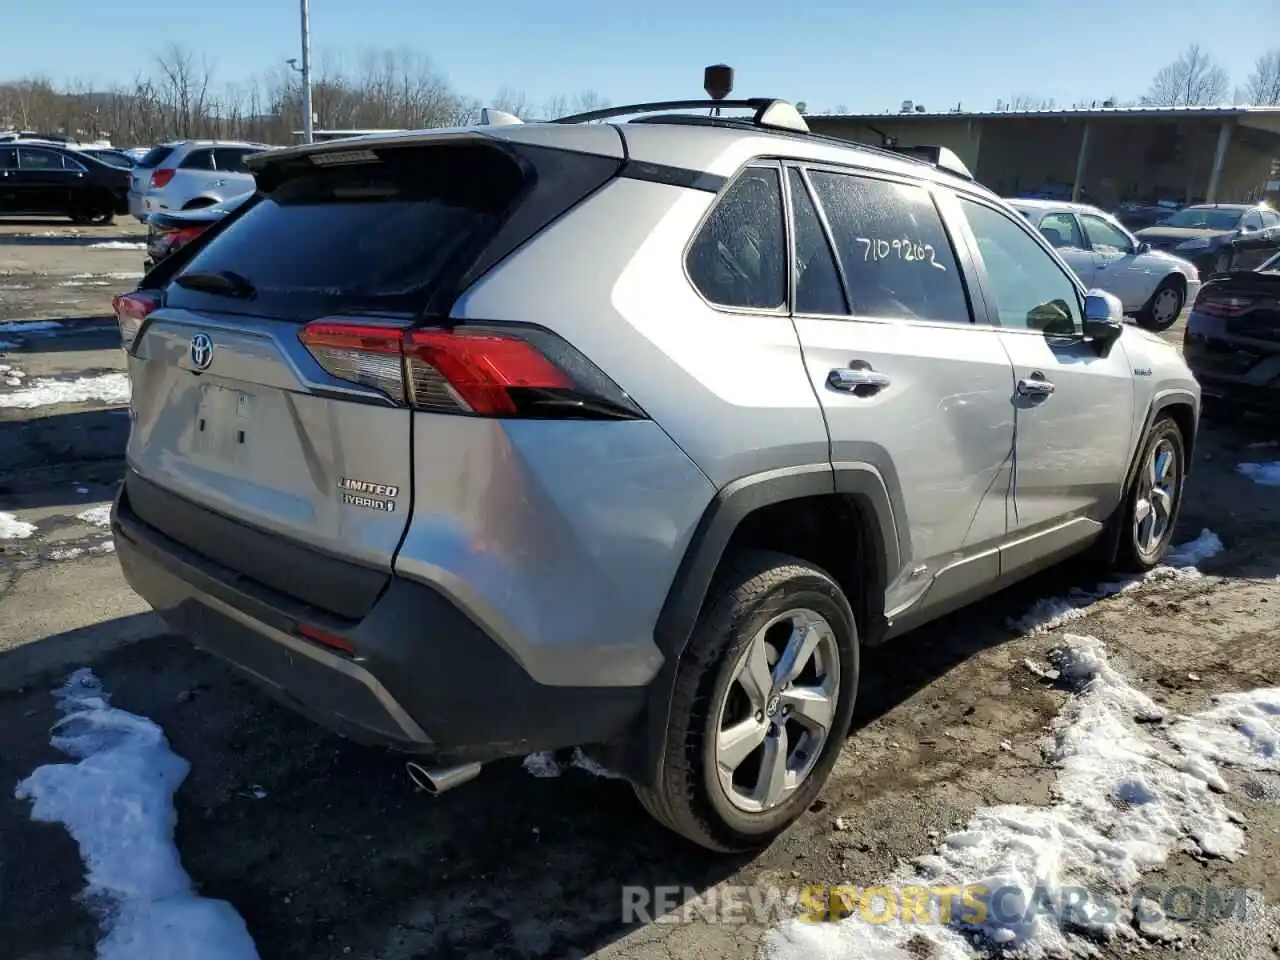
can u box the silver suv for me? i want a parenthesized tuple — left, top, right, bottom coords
(128, 139, 270, 221)
(109, 98, 1200, 853)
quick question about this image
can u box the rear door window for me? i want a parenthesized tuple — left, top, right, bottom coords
(138, 145, 176, 168)
(17, 147, 65, 170)
(166, 143, 526, 321)
(180, 149, 215, 171)
(213, 148, 257, 173)
(787, 168, 846, 315)
(806, 170, 970, 323)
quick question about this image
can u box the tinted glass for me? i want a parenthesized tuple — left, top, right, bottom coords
(1242, 211, 1263, 229)
(180, 149, 215, 170)
(961, 198, 1081, 334)
(214, 148, 254, 173)
(1161, 207, 1246, 230)
(90, 150, 133, 168)
(1262, 210, 1280, 228)
(808, 171, 969, 322)
(0, 147, 15, 170)
(167, 144, 524, 322)
(17, 147, 65, 170)
(1038, 212, 1084, 249)
(1080, 214, 1133, 254)
(138, 145, 176, 168)
(687, 167, 786, 310)
(788, 169, 846, 315)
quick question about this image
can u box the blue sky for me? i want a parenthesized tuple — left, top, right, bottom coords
(7, 0, 1277, 114)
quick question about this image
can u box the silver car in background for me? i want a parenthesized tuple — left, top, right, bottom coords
(128, 139, 271, 221)
(1009, 198, 1201, 331)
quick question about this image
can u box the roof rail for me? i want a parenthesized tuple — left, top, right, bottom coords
(886, 144, 973, 180)
(551, 98, 810, 134)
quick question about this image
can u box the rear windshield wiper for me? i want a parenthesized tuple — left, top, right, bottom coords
(174, 269, 256, 299)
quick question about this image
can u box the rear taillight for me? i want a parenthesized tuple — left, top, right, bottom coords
(1193, 289, 1254, 318)
(149, 168, 175, 189)
(298, 320, 645, 420)
(159, 225, 207, 255)
(112, 290, 161, 350)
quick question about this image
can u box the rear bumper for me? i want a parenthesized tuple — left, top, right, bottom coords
(111, 478, 647, 763)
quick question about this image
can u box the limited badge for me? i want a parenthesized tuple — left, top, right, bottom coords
(338, 477, 399, 512)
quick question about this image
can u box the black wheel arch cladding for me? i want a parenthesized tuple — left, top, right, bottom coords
(613, 462, 901, 787)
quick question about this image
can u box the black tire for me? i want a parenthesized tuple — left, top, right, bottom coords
(1113, 416, 1187, 573)
(633, 550, 859, 852)
(69, 196, 114, 226)
(1137, 275, 1185, 332)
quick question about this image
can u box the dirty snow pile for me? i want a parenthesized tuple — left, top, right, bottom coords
(522, 748, 625, 780)
(14, 670, 260, 960)
(763, 635, 1267, 960)
(89, 241, 147, 251)
(1238, 462, 1280, 487)
(77, 504, 113, 529)
(1012, 529, 1224, 634)
(0, 372, 130, 409)
(0, 511, 37, 539)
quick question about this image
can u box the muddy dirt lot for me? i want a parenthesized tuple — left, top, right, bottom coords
(1, 218, 1278, 960)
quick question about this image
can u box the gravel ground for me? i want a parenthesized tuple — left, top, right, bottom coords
(0, 219, 1277, 960)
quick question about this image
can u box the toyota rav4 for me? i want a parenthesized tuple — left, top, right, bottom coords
(110, 98, 1200, 853)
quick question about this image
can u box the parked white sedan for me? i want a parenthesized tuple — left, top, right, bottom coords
(1008, 199, 1201, 331)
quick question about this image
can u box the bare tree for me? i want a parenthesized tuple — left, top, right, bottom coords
(1246, 50, 1280, 105)
(1143, 44, 1230, 107)
(1004, 94, 1056, 111)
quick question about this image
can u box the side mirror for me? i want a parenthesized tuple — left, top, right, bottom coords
(1135, 241, 1151, 255)
(1082, 289, 1125, 344)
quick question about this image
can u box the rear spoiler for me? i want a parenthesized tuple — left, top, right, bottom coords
(886, 144, 973, 181)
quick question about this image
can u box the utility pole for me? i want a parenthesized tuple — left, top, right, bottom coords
(300, 0, 314, 143)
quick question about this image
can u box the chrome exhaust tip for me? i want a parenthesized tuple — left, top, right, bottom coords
(406, 760, 483, 796)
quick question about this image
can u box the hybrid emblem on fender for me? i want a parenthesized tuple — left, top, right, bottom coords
(189, 333, 214, 370)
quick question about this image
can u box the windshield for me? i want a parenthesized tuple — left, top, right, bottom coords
(1159, 208, 1246, 230)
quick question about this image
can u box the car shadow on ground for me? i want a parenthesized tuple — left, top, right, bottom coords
(0, 319, 122, 353)
(0, 409, 128, 503)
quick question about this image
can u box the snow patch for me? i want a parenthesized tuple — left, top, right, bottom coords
(1169, 688, 1280, 786)
(763, 635, 1256, 960)
(0, 511, 37, 539)
(1238, 462, 1280, 487)
(77, 504, 113, 529)
(0, 372, 130, 409)
(14, 670, 261, 960)
(522, 748, 626, 780)
(89, 241, 147, 251)
(1012, 529, 1224, 633)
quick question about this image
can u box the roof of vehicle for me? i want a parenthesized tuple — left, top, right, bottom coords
(1006, 198, 1109, 216)
(1179, 202, 1262, 211)
(253, 98, 991, 195)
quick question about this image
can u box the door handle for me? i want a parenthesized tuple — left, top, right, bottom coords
(1016, 375, 1056, 398)
(827, 367, 891, 394)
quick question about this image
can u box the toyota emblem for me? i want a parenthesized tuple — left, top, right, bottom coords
(189, 333, 213, 370)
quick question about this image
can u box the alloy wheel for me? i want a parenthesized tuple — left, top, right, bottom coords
(713, 608, 840, 814)
(1133, 438, 1179, 560)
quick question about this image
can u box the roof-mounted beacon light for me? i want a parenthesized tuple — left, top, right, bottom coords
(704, 64, 733, 101)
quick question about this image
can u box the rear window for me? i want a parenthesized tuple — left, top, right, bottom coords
(138, 145, 176, 168)
(165, 143, 525, 321)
